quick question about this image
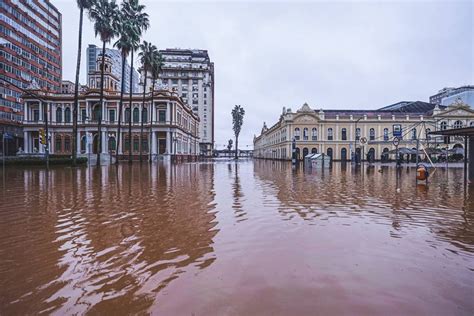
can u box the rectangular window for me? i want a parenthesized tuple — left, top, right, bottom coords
(81, 109, 86, 123)
(33, 109, 39, 121)
(159, 110, 166, 122)
(109, 109, 115, 123)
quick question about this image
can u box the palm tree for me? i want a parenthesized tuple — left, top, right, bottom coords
(113, 17, 140, 164)
(89, 0, 119, 166)
(121, 0, 149, 164)
(72, 0, 94, 167)
(148, 51, 163, 162)
(138, 41, 158, 162)
(232, 105, 245, 159)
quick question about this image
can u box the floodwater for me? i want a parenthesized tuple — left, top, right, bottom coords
(0, 160, 473, 315)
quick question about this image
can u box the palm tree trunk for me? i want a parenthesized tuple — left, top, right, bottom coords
(97, 40, 106, 166)
(128, 50, 134, 164)
(115, 54, 127, 164)
(149, 77, 156, 163)
(235, 136, 238, 159)
(139, 65, 147, 162)
(72, 6, 84, 167)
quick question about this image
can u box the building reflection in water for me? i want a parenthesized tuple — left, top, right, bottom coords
(253, 160, 474, 253)
(0, 163, 218, 314)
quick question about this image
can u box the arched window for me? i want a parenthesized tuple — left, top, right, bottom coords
(142, 107, 148, 123)
(470, 121, 474, 127)
(64, 135, 71, 152)
(341, 148, 347, 160)
(303, 128, 308, 140)
(327, 147, 333, 159)
(426, 128, 431, 140)
(133, 136, 139, 151)
(341, 128, 347, 140)
(80, 136, 86, 153)
(311, 128, 317, 140)
(294, 128, 300, 140)
(327, 128, 333, 140)
(355, 128, 361, 140)
(64, 107, 71, 123)
(311, 148, 317, 154)
(303, 147, 309, 157)
(108, 136, 116, 151)
(383, 128, 389, 141)
(369, 128, 375, 141)
(453, 120, 463, 129)
(125, 108, 131, 123)
(56, 107, 62, 123)
(440, 121, 447, 130)
(55, 135, 62, 152)
(411, 128, 417, 140)
(133, 108, 140, 123)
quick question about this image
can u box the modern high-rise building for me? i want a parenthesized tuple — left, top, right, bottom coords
(0, 0, 62, 154)
(430, 85, 474, 107)
(86, 44, 139, 94)
(158, 49, 214, 155)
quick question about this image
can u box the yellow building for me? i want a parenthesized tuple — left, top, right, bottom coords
(254, 100, 474, 161)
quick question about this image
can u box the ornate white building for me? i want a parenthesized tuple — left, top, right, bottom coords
(22, 54, 200, 162)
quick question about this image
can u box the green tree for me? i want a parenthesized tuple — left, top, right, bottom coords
(138, 41, 158, 162)
(72, 0, 94, 167)
(113, 15, 140, 164)
(231, 105, 245, 159)
(227, 139, 233, 151)
(89, 0, 119, 166)
(121, 0, 149, 164)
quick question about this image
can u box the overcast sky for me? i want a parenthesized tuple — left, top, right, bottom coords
(54, 0, 473, 149)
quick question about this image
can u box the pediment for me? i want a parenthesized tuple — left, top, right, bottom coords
(436, 106, 474, 117)
(294, 113, 318, 123)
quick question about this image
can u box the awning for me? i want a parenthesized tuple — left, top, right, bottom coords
(428, 127, 474, 137)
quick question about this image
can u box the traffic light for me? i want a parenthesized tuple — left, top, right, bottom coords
(39, 128, 46, 145)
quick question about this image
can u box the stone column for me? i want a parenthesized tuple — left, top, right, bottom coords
(469, 137, 474, 183)
(118, 132, 123, 154)
(167, 103, 172, 123)
(23, 131, 29, 153)
(166, 131, 171, 154)
(77, 131, 81, 155)
(101, 131, 107, 153)
(151, 131, 157, 155)
(85, 102, 90, 122)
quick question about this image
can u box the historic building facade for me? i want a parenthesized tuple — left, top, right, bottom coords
(22, 54, 200, 161)
(254, 100, 474, 161)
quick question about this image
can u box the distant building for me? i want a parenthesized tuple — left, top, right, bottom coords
(430, 85, 474, 107)
(86, 44, 139, 93)
(61, 80, 75, 94)
(158, 49, 215, 155)
(0, 0, 62, 154)
(254, 101, 474, 161)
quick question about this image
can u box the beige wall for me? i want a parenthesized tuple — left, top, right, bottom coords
(255, 109, 474, 161)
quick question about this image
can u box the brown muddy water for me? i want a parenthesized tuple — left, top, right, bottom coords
(0, 160, 473, 315)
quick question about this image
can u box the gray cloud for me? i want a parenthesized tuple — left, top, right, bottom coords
(54, 0, 473, 149)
